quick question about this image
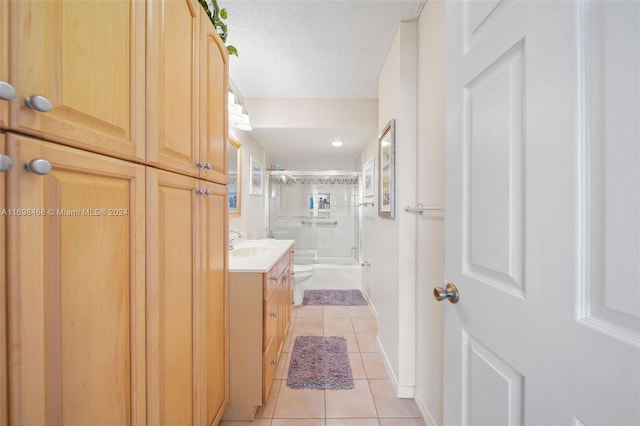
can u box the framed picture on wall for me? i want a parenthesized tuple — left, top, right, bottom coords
(363, 158, 375, 197)
(249, 156, 263, 196)
(378, 119, 395, 218)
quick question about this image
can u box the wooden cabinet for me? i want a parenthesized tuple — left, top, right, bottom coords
(148, 2, 228, 184)
(2, 1, 230, 424)
(0, 133, 7, 426)
(224, 248, 294, 421)
(0, 2, 8, 130)
(146, 169, 229, 426)
(5, 134, 146, 425)
(5, 0, 146, 161)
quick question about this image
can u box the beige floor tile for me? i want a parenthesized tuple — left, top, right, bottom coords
(355, 333, 378, 353)
(360, 353, 387, 379)
(324, 317, 355, 335)
(271, 419, 325, 426)
(220, 419, 272, 426)
(294, 305, 324, 318)
(348, 352, 367, 379)
(348, 306, 374, 318)
(326, 419, 381, 426)
(293, 317, 324, 334)
(368, 380, 422, 418)
(379, 418, 427, 426)
(343, 333, 360, 353)
(273, 381, 325, 418)
(324, 306, 351, 318)
(325, 380, 378, 418)
(351, 317, 377, 333)
(256, 379, 282, 418)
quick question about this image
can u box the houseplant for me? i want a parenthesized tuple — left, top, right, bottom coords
(198, 0, 238, 56)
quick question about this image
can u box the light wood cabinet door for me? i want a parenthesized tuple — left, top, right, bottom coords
(0, 133, 7, 426)
(199, 9, 229, 184)
(8, 1, 145, 161)
(199, 180, 229, 425)
(146, 168, 199, 425)
(5, 134, 146, 426)
(147, 0, 200, 177)
(0, 2, 9, 130)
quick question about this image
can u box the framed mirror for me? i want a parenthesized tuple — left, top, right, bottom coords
(378, 119, 395, 218)
(228, 138, 241, 216)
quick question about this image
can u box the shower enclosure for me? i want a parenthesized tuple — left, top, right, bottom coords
(267, 171, 361, 289)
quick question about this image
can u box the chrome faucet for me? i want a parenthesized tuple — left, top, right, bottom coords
(229, 229, 243, 250)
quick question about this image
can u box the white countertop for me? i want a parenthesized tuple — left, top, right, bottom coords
(228, 239, 295, 273)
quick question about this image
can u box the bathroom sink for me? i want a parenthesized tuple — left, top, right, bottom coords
(230, 246, 278, 257)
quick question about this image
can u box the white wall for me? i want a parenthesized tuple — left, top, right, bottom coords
(229, 126, 268, 239)
(414, 1, 445, 425)
(361, 21, 418, 397)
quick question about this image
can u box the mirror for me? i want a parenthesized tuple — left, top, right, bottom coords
(378, 119, 395, 218)
(228, 138, 241, 215)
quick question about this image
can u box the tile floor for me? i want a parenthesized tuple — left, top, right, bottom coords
(220, 304, 426, 426)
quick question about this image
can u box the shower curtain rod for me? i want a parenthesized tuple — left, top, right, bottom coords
(267, 170, 359, 177)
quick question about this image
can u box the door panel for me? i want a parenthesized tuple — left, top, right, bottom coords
(444, 1, 640, 425)
(199, 181, 229, 425)
(9, 0, 145, 161)
(6, 134, 145, 425)
(0, 133, 6, 426)
(1, 2, 8, 130)
(199, 10, 228, 184)
(146, 168, 198, 425)
(147, 0, 200, 177)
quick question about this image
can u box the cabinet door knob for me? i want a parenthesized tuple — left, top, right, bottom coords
(271, 274, 278, 281)
(24, 95, 52, 112)
(271, 359, 277, 365)
(205, 189, 213, 196)
(271, 311, 277, 317)
(195, 161, 205, 168)
(204, 162, 212, 170)
(0, 81, 16, 101)
(24, 159, 52, 175)
(283, 275, 288, 282)
(0, 154, 13, 172)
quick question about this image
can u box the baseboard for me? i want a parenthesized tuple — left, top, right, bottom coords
(414, 390, 439, 426)
(375, 335, 415, 398)
(360, 287, 378, 318)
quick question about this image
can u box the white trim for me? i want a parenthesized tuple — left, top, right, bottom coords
(414, 390, 439, 426)
(376, 335, 415, 398)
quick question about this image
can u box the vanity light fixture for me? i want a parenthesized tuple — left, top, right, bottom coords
(331, 140, 344, 147)
(228, 88, 252, 131)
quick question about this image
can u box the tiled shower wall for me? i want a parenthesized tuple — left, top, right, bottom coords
(268, 176, 359, 261)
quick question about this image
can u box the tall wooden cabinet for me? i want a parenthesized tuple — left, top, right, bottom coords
(1, 1, 229, 424)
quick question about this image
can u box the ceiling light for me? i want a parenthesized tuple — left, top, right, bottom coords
(331, 140, 343, 147)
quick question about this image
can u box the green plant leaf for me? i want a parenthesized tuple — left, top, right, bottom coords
(227, 45, 238, 57)
(220, 8, 227, 19)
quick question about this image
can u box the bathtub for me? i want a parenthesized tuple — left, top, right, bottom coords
(298, 256, 362, 290)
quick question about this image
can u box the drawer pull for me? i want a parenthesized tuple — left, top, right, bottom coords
(271, 311, 277, 317)
(271, 359, 277, 365)
(271, 274, 278, 281)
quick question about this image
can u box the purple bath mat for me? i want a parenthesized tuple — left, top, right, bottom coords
(287, 336, 354, 390)
(302, 289, 368, 306)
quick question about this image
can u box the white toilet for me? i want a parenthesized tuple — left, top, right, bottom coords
(292, 250, 316, 305)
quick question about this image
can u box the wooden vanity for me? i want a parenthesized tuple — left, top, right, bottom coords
(223, 241, 294, 421)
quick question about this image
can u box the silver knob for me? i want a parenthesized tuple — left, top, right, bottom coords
(24, 95, 52, 112)
(195, 161, 206, 168)
(24, 158, 52, 175)
(271, 359, 277, 365)
(204, 163, 212, 170)
(271, 274, 277, 281)
(205, 189, 213, 196)
(0, 81, 16, 101)
(0, 154, 13, 172)
(271, 312, 277, 317)
(361, 261, 371, 267)
(283, 275, 288, 282)
(433, 283, 459, 304)
(195, 188, 205, 195)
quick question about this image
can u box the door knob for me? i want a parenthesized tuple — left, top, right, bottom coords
(24, 158, 52, 175)
(433, 283, 459, 304)
(204, 162, 212, 170)
(0, 154, 13, 172)
(24, 95, 52, 112)
(0, 81, 16, 101)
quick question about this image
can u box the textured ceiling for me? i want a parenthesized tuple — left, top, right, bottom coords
(222, 0, 427, 168)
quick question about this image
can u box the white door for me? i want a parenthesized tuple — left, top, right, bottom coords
(443, 1, 640, 425)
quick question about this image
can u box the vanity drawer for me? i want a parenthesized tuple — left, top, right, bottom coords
(263, 264, 278, 295)
(262, 335, 279, 402)
(263, 288, 278, 349)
